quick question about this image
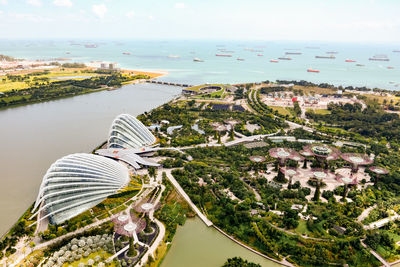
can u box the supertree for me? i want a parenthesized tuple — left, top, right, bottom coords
(369, 166, 389, 186)
(281, 167, 299, 189)
(341, 153, 373, 173)
(249, 155, 266, 173)
(269, 148, 302, 167)
(303, 144, 341, 169)
(336, 174, 358, 200)
(309, 168, 335, 201)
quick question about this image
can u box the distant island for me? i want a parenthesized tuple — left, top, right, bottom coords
(0, 55, 165, 109)
(2, 79, 400, 267)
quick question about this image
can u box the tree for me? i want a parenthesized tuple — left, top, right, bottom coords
(127, 237, 137, 257)
(313, 180, 321, 201)
(222, 257, 261, 267)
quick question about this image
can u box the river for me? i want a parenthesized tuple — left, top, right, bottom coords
(161, 217, 281, 267)
(0, 83, 181, 236)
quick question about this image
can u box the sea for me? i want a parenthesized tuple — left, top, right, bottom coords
(0, 39, 400, 90)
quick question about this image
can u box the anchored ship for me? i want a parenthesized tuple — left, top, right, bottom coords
(307, 68, 320, 73)
(315, 55, 335, 59)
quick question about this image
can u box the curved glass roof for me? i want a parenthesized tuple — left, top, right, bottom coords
(31, 153, 130, 225)
(108, 114, 156, 149)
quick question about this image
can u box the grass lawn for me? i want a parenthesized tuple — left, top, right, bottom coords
(196, 88, 225, 99)
(62, 250, 115, 267)
(295, 220, 312, 236)
(292, 85, 336, 95)
(110, 204, 127, 215)
(0, 81, 29, 92)
(270, 106, 291, 116)
(147, 241, 168, 267)
(307, 108, 331, 115)
(185, 84, 226, 92)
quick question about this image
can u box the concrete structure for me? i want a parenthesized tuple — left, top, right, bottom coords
(31, 154, 130, 225)
(108, 114, 156, 149)
(96, 148, 160, 169)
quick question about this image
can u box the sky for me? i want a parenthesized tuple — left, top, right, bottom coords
(0, 0, 399, 43)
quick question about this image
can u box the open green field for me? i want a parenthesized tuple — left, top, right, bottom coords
(307, 108, 331, 115)
(0, 69, 100, 93)
(0, 81, 29, 92)
(186, 84, 226, 92)
(270, 106, 291, 116)
(196, 88, 225, 99)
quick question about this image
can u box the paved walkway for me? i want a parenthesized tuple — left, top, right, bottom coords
(366, 211, 400, 230)
(361, 240, 391, 267)
(136, 219, 165, 267)
(163, 169, 213, 227)
(357, 205, 377, 223)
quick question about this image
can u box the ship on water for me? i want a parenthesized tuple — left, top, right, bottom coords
(168, 55, 180, 58)
(270, 59, 279, 63)
(315, 55, 335, 59)
(237, 58, 245, 61)
(278, 57, 292, 60)
(285, 52, 302, 55)
(122, 52, 131, 55)
(393, 50, 400, 53)
(85, 44, 98, 48)
(356, 63, 365, 67)
(369, 55, 389, 61)
(193, 57, 204, 62)
(307, 68, 320, 73)
(345, 59, 356, 62)
(326, 51, 338, 54)
(216, 54, 232, 57)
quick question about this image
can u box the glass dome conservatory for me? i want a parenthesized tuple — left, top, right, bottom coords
(31, 153, 130, 225)
(108, 114, 156, 149)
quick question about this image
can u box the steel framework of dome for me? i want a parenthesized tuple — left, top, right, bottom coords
(108, 114, 157, 149)
(31, 153, 130, 225)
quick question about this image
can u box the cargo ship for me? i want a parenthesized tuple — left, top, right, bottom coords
(307, 68, 320, 73)
(369, 55, 389, 61)
(345, 59, 356, 62)
(315, 55, 335, 59)
(326, 51, 338, 54)
(237, 58, 245, 61)
(216, 54, 232, 57)
(193, 57, 204, 62)
(387, 66, 395, 69)
(257, 54, 263, 57)
(85, 44, 98, 48)
(369, 57, 389, 61)
(278, 57, 292, 60)
(122, 52, 131, 55)
(285, 52, 302, 55)
(356, 64, 365, 67)
(393, 50, 400, 53)
(270, 60, 279, 63)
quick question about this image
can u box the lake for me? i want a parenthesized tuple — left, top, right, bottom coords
(0, 83, 181, 236)
(161, 217, 281, 267)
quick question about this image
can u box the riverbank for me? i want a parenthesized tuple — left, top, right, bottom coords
(0, 67, 168, 110)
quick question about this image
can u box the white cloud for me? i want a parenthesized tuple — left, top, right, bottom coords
(125, 10, 135, 18)
(148, 15, 154, 20)
(174, 2, 185, 9)
(0, 10, 3, 14)
(27, 0, 42, 6)
(0, 0, 7, 5)
(53, 0, 72, 7)
(92, 4, 107, 19)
